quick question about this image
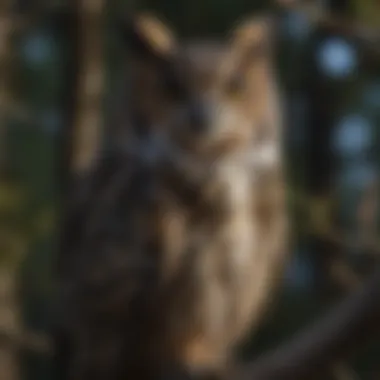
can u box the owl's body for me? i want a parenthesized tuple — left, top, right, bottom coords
(60, 14, 288, 380)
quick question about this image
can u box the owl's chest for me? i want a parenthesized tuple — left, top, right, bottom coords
(209, 163, 256, 272)
(161, 161, 258, 279)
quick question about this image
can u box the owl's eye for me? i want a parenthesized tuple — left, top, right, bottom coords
(162, 74, 188, 101)
(225, 75, 246, 96)
(161, 59, 192, 102)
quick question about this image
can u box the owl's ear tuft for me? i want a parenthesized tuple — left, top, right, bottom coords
(230, 15, 275, 58)
(121, 12, 178, 62)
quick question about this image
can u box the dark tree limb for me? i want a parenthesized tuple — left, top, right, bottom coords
(238, 267, 380, 380)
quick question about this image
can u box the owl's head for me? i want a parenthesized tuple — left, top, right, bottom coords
(121, 12, 279, 164)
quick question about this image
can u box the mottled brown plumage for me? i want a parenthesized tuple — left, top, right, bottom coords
(61, 13, 288, 380)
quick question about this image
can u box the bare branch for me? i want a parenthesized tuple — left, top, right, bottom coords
(237, 267, 380, 380)
(277, 0, 380, 57)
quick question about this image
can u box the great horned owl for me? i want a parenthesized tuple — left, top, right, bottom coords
(59, 12, 288, 380)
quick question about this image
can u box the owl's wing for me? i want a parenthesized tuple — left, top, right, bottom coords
(65, 149, 158, 317)
(56, 150, 160, 379)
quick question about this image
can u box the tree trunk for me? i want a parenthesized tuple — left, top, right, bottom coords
(0, 1, 21, 380)
(57, 0, 105, 277)
(68, 0, 105, 177)
(55, 1, 105, 379)
(0, 271, 21, 380)
(0, 0, 13, 177)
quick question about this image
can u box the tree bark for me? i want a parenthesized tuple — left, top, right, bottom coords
(0, 0, 13, 177)
(0, 271, 21, 380)
(55, 1, 105, 379)
(0, 1, 22, 379)
(57, 0, 105, 276)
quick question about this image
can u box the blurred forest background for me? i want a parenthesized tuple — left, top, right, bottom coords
(0, 0, 380, 379)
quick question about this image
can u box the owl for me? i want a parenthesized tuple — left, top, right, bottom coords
(58, 12, 288, 380)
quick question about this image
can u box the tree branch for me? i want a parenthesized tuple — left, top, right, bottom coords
(277, 0, 380, 58)
(238, 267, 380, 380)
